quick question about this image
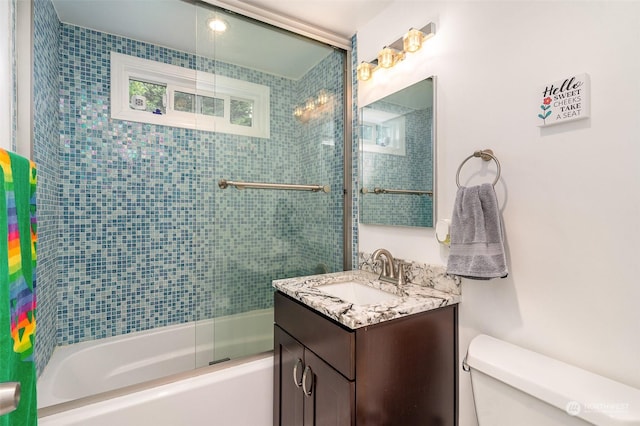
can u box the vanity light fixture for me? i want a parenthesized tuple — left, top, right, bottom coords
(357, 22, 435, 81)
(293, 89, 333, 122)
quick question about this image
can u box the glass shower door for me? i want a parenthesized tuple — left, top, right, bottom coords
(193, 4, 347, 365)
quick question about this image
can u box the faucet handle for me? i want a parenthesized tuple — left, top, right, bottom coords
(396, 262, 406, 286)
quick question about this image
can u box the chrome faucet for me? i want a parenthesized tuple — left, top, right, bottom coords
(371, 248, 406, 286)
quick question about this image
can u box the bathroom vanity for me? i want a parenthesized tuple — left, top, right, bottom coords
(273, 269, 460, 426)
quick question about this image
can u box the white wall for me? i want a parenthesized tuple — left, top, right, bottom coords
(16, 0, 31, 159)
(357, 2, 640, 425)
(0, 0, 11, 151)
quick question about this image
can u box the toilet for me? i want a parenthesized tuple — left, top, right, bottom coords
(465, 334, 640, 425)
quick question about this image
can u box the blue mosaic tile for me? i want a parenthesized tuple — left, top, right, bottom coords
(55, 23, 347, 345)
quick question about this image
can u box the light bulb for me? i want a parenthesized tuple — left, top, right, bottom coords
(403, 28, 424, 53)
(377, 47, 396, 69)
(357, 62, 373, 81)
(305, 99, 316, 111)
(317, 90, 329, 106)
(207, 18, 228, 33)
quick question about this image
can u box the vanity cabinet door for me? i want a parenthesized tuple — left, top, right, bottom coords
(274, 325, 305, 426)
(274, 325, 355, 426)
(303, 349, 355, 426)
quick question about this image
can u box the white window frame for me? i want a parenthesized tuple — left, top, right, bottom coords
(111, 52, 270, 138)
(361, 108, 406, 156)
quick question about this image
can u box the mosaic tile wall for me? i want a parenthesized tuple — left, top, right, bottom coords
(57, 24, 345, 345)
(32, 0, 61, 374)
(294, 52, 345, 276)
(360, 102, 433, 227)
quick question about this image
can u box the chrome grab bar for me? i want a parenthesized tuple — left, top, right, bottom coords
(361, 187, 433, 197)
(219, 179, 330, 193)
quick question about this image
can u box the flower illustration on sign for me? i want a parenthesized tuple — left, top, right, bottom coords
(538, 96, 552, 124)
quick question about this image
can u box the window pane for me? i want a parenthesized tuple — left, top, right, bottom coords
(199, 95, 224, 117)
(174, 91, 195, 113)
(362, 124, 373, 141)
(376, 125, 391, 147)
(129, 79, 166, 114)
(230, 98, 253, 127)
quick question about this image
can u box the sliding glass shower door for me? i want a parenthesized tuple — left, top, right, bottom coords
(193, 4, 348, 365)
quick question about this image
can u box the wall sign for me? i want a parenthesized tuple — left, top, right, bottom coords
(537, 73, 590, 127)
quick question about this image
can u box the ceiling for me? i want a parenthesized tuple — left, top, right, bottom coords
(51, 0, 392, 80)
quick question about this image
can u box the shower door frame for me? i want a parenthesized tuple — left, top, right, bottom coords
(193, 0, 354, 367)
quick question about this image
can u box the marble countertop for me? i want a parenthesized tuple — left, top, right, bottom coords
(273, 269, 461, 330)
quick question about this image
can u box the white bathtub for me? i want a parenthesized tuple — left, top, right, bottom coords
(38, 308, 273, 408)
(38, 354, 273, 426)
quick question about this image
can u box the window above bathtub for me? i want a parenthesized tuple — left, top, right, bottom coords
(110, 52, 270, 138)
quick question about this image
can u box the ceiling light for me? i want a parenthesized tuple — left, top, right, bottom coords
(207, 18, 228, 33)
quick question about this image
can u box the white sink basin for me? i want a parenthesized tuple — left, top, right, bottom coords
(317, 281, 400, 305)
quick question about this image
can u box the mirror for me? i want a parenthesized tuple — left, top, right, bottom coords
(359, 77, 435, 227)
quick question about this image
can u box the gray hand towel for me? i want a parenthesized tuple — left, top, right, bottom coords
(446, 183, 508, 280)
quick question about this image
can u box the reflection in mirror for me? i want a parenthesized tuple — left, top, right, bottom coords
(359, 77, 435, 227)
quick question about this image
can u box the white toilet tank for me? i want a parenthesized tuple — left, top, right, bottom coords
(466, 334, 640, 426)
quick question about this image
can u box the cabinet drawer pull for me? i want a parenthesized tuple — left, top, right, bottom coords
(302, 365, 314, 396)
(293, 358, 304, 388)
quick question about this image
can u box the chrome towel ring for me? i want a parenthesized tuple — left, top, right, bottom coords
(456, 149, 501, 188)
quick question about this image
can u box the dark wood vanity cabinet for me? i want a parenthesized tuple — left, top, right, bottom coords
(273, 291, 458, 426)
